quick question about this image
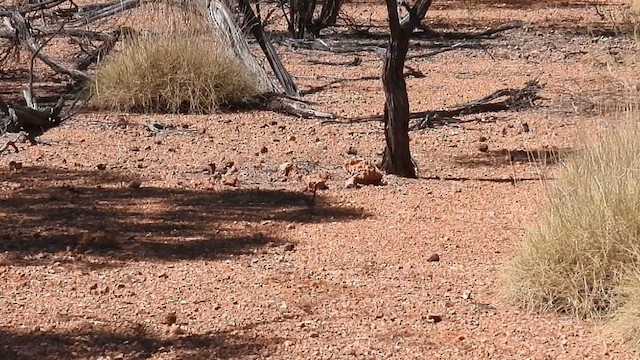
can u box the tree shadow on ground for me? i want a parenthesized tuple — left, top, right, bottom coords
(453, 147, 573, 168)
(0, 325, 278, 359)
(0, 166, 367, 266)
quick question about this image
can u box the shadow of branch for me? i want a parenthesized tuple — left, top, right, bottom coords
(0, 166, 367, 265)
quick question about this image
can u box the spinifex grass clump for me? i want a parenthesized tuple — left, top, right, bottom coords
(504, 116, 640, 322)
(91, 32, 258, 114)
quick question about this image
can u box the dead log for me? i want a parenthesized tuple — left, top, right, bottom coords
(238, 0, 300, 97)
(414, 21, 528, 39)
(0, 93, 65, 146)
(202, 0, 275, 93)
(410, 80, 543, 129)
(3, 10, 91, 82)
(323, 81, 543, 128)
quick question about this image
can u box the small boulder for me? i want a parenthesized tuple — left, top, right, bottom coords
(279, 162, 295, 177)
(127, 179, 142, 189)
(304, 173, 329, 190)
(223, 175, 238, 187)
(344, 159, 383, 185)
(345, 177, 359, 189)
(426, 253, 440, 262)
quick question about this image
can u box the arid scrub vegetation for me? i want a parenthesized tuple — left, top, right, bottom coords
(1, 0, 640, 358)
(504, 111, 640, 334)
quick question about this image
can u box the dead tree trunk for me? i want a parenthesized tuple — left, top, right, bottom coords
(288, 0, 342, 38)
(309, 0, 341, 36)
(238, 0, 300, 97)
(380, 0, 432, 177)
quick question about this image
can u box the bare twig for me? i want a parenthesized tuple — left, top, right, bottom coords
(26, 20, 67, 109)
(0, 132, 25, 155)
(4, 11, 91, 82)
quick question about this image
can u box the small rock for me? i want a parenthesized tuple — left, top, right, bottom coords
(346, 146, 358, 155)
(96, 163, 107, 170)
(286, 224, 296, 230)
(478, 135, 488, 142)
(288, 135, 296, 141)
(462, 290, 472, 300)
(426, 314, 442, 323)
(279, 162, 294, 177)
(127, 180, 142, 189)
(169, 324, 184, 336)
(501, 127, 508, 136)
(283, 243, 295, 252)
(202, 163, 215, 174)
(344, 159, 383, 185)
(163, 312, 177, 325)
(89, 283, 98, 290)
(158, 272, 168, 279)
(223, 175, 238, 187)
(426, 253, 440, 262)
(129, 146, 140, 152)
(477, 143, 489, 153)
(283, 340, 293, 348)
(345, 177, 359, 189)
(260, 146, 268, 154)
(304, 173, 329, 190)
(8, 161, 22, 170)
(521, 122, 530, 133)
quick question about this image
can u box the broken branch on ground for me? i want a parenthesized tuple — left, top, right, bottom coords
(322, 81, 544, 128)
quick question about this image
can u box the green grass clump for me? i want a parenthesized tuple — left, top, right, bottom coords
(504, 116, 640, 320)
(91, 34, 258, 114)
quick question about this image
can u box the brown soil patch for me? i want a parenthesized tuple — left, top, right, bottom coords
(1, 0, 639, 358)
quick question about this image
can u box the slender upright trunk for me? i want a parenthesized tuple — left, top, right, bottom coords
(309, 0, 341, 36)
(380, 0, 415, 177)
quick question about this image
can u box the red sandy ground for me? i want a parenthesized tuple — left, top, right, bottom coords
(1, 0, 639, 358)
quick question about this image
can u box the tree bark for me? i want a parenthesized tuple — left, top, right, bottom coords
(290, 0, 313, 38)
(309, 0, 341, 36)
(380, 0, 414, 177)
(380, 0, 432, 177)
(238, 0, 300, 97)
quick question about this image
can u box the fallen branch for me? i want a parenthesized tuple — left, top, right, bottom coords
(75, 28, 126, 71)
(66, 0, 143, 27)
(414, 21, 528, 39)
(323, 81, 543, 128)
(268, 96, 335, 119)
(0, 132, 24, 155)
(0, 91, 66, 145)
(4, 10, 91, 82)
(411, 80, 543, 130)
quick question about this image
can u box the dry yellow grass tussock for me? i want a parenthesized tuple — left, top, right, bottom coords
(90, 19, 259, 114)
(504, 110, 640, 322)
